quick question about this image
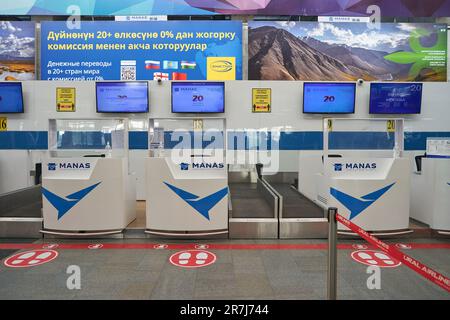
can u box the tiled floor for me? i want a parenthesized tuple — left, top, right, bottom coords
(0, 238, 448, 300)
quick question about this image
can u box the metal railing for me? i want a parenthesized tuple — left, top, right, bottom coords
(327, 207, 338, 300)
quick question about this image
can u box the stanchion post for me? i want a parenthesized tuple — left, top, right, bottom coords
(327, 207, 338, 300)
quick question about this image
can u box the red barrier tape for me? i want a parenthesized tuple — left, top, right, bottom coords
(336, 213, 450, 293)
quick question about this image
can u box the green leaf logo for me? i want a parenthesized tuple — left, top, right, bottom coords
(384, 26, 447, 80)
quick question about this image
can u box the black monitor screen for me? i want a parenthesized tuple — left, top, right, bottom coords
(0, 82, 24, 113)
(370, 83, 422, 114)
(172, 82, 225, 113)
(96, 81, 149, 113)
(303, 82, 356, 114)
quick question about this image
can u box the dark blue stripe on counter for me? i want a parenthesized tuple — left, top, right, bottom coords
(0, 131, 449, 151)
(404, 131, 450, 151)
(164, 131, 224, 149)
(58, 132, 111, 149)
(129, 131, 148, 149)
(277, 132, 323, 150)
(0, 131, 48, 149)
(329, 132, 395, 150)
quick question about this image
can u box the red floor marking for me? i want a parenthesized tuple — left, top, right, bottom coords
(351, 250, 401, 268)
(0, 243, 449, 251)
(3, 250, 58, 268)
(170, 250, 216, 268)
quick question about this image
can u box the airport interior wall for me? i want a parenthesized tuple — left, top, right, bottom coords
(0, 80, 449, 200)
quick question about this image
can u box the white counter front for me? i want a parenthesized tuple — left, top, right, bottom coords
(411, 158, 450, 231)
(317, 157, 410, 232)
(146, 157, 228, 234)
(42, 157, 136, 232)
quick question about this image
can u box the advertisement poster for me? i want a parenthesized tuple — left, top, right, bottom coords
(252, 88, 271, 113)
(2, 1, 450, 17)
(56, 87, 76, 112)
(248, 21, 447, 82)
(41, 21, 242, 81)
(0, 21, 35, 81)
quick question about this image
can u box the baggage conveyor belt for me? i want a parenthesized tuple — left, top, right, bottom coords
(229, 183, 274, 218)
(270, 183, 324, 219)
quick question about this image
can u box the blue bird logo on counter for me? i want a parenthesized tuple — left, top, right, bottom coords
(330, 183, 395, 220)
(180, 163, 189, 170)
(42, 182, 101, 220)
(164, 182, 228, 220)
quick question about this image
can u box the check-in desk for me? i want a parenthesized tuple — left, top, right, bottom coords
(42, 157, 136, 235)
(411, 138, 450, 233)
(41, 118, 136, 236)
(145, 157, 228, 236)
(317, 157, 411, 234)
(145, 117, 228, 237)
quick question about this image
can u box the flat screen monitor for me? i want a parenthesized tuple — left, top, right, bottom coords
(0, 82, 24, 113)
(96, 81, 149, 113)
(303, 82, 356, 114)
(171, 82, 225, 113)
(369, 83, 422, 114)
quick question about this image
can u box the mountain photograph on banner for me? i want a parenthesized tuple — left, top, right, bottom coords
(0, 21, 35, 81)
(248, 21, 447, 82)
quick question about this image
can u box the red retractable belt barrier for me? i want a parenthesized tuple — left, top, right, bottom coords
(336, 213, 450, 293)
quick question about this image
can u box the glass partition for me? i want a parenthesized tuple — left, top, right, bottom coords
(323, 118, 404, 159)
(48, 118, 129, 158)
(148, 117, 226, 166)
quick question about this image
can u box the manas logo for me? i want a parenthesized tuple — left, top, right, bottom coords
(209, 60, 233, 73)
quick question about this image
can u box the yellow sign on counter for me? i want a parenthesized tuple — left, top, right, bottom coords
(207, 57, 236, 80)
(387, 120, 396, 132)
(0, 117, 7, 131)
(327, 119, 333, 132)
(193, 119, 203, 131)
(252, 88, 271, 113)
(56, 87, 76, 112)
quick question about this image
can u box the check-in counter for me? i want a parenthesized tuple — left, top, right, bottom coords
(411, 141, 450, 234)
(317, 157, 410, 233)
(41, 118, 136, 236)
(145, 156, 228, 236)
(145, 117, 228, 237)
(42, 157, 136, 235)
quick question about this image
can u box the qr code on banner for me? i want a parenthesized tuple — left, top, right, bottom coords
(121, 65, 136, 80)
(120, 60, 136, 80)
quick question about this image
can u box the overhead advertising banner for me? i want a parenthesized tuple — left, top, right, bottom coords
(2, 1, 450, 17)
(0, 21, 35, 81)
(248, 21, 447, 82)
(41, 21, 242, 81)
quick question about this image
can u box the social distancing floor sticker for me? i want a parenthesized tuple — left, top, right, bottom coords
(351, 250, 401, 268)
(3, 250, 58, 268)
(169, 250, 216, 268)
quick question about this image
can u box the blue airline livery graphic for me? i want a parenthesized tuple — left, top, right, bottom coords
(330, 183, 395, 220)
(42, 182, 101, 220)
(164, 182, 228, 220)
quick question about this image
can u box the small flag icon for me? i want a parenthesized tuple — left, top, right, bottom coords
(163, 60, 178, 69)
(153, 72, 169, 81)
(145, 60, 160, 70)
(172, 72, 187, 80)
(181, 61, 196, 69)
